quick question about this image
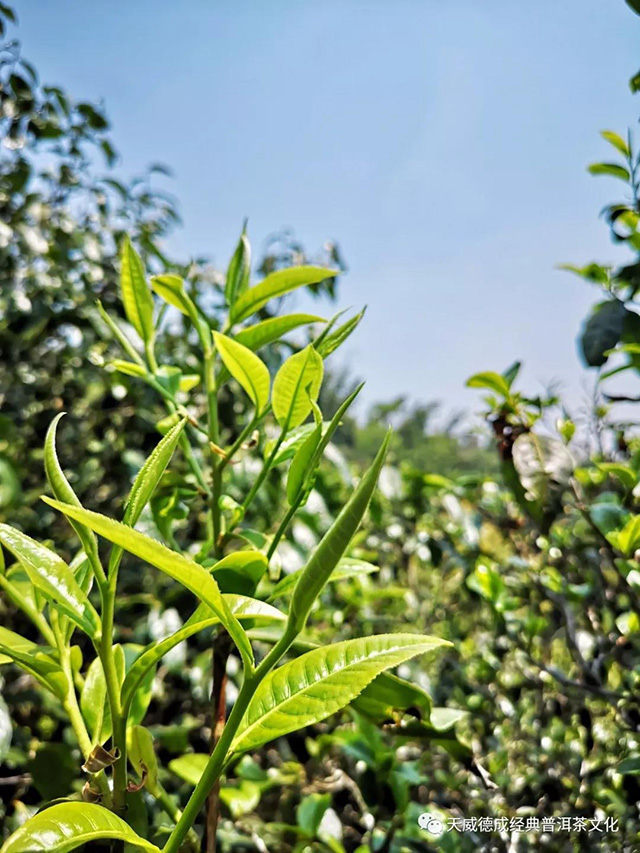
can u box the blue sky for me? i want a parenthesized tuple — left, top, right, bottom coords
(16, 1, 640, 418)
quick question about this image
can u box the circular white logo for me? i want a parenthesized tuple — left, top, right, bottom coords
(418, 813, 444, 836)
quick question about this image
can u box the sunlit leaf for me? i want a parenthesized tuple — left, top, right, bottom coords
(0, 524, 100, 637)
(214, 332, 270, 414)
(124, 419, 186, 526)
(120, 236, 154, 343)
(232, 634, 450, 753)
(0, 802, 159, 852)
(231, 266, 338, 323)
(41, 499, 254, 668)
(272, 345, 323, 430)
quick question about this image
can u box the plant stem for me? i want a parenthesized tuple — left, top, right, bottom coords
(162, 627, 297, 853)
(51, 616, 112, 805)
(98, 575, 128, 813)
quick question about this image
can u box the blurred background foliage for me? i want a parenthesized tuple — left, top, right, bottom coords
(2, 2, 640, 852)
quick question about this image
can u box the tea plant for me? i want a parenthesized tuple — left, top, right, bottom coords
(0, 233, 451, 852)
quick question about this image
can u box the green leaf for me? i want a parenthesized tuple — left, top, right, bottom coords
(41, 499, 254, 669)
(0, 802, 160, 852)
(265, 422, 329, 466)
(0, 524, 100, 638)
(272, 345, 324, 430)
(288, 433, 390, 632)
(219, 780, 262, 818)
(0, 626, 67, 699)
(225, 225, 251, 307)
(231, 266, 338, 323)
(124, 419, 186, 526)
(128, 725, 159, 794)
(169, 753, 209, 787)
(587, 162, 631, 181)
(120, 236, 154, 343)
(235, 314, 325, 351)
(268, 557, 378, 600)
(231, 633, 450, 753)
(297, 793, 331, 838)
(213, 332, 270, 414)
(466, 372, 511, 397)
(597, 463, 637, 492)
(580, 300, 628, 367)
(150, 275, 199, 323)
(210, 550, 268, 596)
(286, 420, 322, 505)
(607, 515, 640, 556)
(81, 645, 125, 743)
(601, 130, 630, 157)
(111, 360, 148, 378)
(618, 756, 640, 775)
(316, 308, 365, 358)
(45, 413, 100, 570)
(558, 263, 610, 284)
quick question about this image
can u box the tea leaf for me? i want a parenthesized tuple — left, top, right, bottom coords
(272, 345, 323, 430)
(286, 422, 322, 505)
(587, 162, 631, 181)
(288, 432, 390, 632)
(0, 802, 160, 852)
(41, 499, 254, 668)
(210, 550, 268, 596)
(316, 308, 365, 358)
(601, 130, 630, 157)
(128, 725, 159, 794)
(169, 753, 209, 787)
(120, 236, 154, 343)
(231, 266, 338, 323)
(150, 274, 198, 323)
(235, 314, 325, 351)
(466, 372, 511, 397)
(0, 524, 100, 638)
(44, 413, 100, 569)
(0, 626, 67, 699)
(213, 332, 270, 414)
(124, 419, 186, 526)
(231, 633, 450, 753)
(225, 225, 251, 307)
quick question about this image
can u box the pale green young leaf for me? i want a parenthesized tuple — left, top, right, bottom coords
(121, 595, 284, 715)
(169, 753, 209, 787)
(45, 413, 100, 569)
(315, 308, 365, 358)
(128, 725, 159, 794)
(81, 645, 125, 743)
(231, 634, 451, 753)
(150, 275, 199, 322)
(0, 524, 100, 638)
(601, 130, 630, 157)
(587, 162, 631, 181)
(0, 626, 67, 699)
(213, 332, 270, 414)
(231, 266, 338, 323)
(607, 515, 640, 556)
(264, 422, 330, 466)
(286, 422, 322, 505)
(235, 314, 325, 351)
(41, 499, 254, 668)
(288, 432, 390, 633)
(225, 225, 251, 307)
(120, 236, 154, 343)
(272, 345, 324, 430)
(466, 372, 511, 398)
(0, 802, 160, 853)
(111, 360, 148, 378)
(124, 418, 187, 526)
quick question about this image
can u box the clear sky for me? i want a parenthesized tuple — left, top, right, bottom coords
(14, 1, 640, 419)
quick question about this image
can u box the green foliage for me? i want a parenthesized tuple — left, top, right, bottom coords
(0, 216, 451, 852)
